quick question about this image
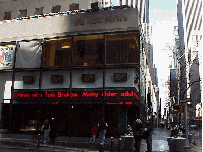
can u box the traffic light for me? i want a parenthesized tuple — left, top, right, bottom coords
(173, 105, 180, 111)
(179, 105, 184, 113)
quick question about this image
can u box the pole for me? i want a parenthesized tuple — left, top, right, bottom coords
(184, 102, 191, 148)
(37, 134, 40, 149)
(99, 143, 104, 152)
(118, 138, 122, 152)
(111, 137, 114, 152)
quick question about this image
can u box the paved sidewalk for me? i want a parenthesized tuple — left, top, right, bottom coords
(0, 128, 201, 151)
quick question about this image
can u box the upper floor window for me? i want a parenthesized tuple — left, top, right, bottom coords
(3, 11, 11, 20)
(51, 5, 61, 13)
(42, 37, 72, 67)
(73, 35, 104, 65)
(41, 32, 139, 67)
(18, 9, 27, 17)
(106, 32, 139, 64)
(34, 7, 44, 15)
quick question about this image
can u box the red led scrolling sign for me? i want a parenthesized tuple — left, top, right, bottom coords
(12, 91, 140, 100)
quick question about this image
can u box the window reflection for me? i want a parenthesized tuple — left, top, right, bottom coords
(42, 38, 72, 67)
(73, 35, 104, 65)
(41, 33, 139, 67)
(106, 33, 139, 64)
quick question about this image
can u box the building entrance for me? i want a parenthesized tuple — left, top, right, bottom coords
(3, 103, 138, 136)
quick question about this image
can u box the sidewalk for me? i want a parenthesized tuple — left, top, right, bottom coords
(0, 128, 201, 151)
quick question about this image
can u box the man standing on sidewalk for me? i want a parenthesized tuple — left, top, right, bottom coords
(132, 119, 144, 152)
(98, 118, 108, 144)
(145, 120, 153, 152)
(41, 119, 50, 144)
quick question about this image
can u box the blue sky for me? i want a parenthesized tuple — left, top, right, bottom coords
(149, 0, 176, 10)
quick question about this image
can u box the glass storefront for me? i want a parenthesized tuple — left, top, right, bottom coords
(3, 104, 138, 136)
(42, 32, 139, 67)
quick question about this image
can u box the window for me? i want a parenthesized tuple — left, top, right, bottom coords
(51, 5, 61, 13)
(69, 3, 79, 10)
(106, 33, 139, 64)
(18, 9, 27, 17)
(42, 38, 72, 67)
(72, 35, 104, 65)
(34, 7, 44, 15)
(3, 11, 11, 20)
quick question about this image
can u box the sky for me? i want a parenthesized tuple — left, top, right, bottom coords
(149, 0, 177, 105)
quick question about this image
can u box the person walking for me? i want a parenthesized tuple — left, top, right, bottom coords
(49, 118, 57, 143)
(98, 118, 108, 144)
(144, 120, 153, 152)
(90, 122, 98, 144)
(132, 119, 144, 152)
(41, 119, 50, 143)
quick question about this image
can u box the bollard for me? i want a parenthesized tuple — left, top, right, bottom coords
(111, 137, 114, 152)
(37, 134, 40, 149)
(99, 143, 104, 152)
(118, 138, 122, 152)
(193, 138, 197, 146)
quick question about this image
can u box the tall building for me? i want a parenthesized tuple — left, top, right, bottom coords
(177, 0, 202, 118)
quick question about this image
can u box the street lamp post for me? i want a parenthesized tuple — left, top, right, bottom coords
(180, 99, 191, 148)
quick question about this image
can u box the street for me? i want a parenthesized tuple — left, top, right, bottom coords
(0, 127, 201, 152)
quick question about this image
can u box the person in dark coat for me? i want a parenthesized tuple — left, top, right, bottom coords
(144, 120, 153, 152)
(98, 118, 108, 144)
(132, 119, 144, 152)
(49, 118, 57, 143)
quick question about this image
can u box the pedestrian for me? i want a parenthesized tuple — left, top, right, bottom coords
(144, 120, 153, 152)
(98, 118, 108, 144)
(49, 118, 57, 143)
(90, 122, 98, 144)
(41, 119, 50, 143)
(132, 119, 144, 152)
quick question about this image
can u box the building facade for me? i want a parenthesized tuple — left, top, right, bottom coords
(176, 0, 202, 119)
(0, 3, 146, 136)
(0, 0, 113, 21)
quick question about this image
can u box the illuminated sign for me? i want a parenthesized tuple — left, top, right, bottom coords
(82, 74, 95, 82)
(114, 73, 127, 82)
(13, 90, 139, 100)
(23, 76, 34, 84)
(51, 75, 63, 83)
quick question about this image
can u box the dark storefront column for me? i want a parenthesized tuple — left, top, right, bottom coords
(118, 105, 127, 135)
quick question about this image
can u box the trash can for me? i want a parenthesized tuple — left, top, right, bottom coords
(188, 134, 192, 145)
(167, 137, 186, 152)
(121, 135, 134, 150)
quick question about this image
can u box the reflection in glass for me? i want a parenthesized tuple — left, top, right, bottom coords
(42, 38, 72, 67)
(73, 35, 104, 65)
(106, 33, 139, 64)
